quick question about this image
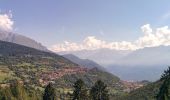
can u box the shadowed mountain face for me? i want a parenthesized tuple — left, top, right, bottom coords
(0, 31, 47, 51)
(62, 54, 106, 71)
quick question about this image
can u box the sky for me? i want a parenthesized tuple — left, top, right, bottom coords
(1, 0, 170, 52)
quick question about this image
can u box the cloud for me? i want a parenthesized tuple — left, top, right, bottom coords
(141, 24, 152, 34)
(0, 11, 14, 32)
(49, 24, 170, 52)
(136, 25, 170, 48)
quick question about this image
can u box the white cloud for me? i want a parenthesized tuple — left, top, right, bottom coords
(141, 24, 152, 34)
(136, 25, 170, 48)
(49, 24, 170, 52)
(0, 12, 14, 32)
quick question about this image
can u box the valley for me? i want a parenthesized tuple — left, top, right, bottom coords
(0, 1, 170, 99)
(0, 40, 123, 99)
(0, 33, 169, 100)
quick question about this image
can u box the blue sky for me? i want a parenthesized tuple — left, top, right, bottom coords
(1, 0, 170, 51)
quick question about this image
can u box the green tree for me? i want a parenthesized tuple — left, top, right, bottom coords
(72, 79, 88, 100)
(90, 80, 109, 100)
(157, 67, 170, 100)
(43, 83, 56, 100)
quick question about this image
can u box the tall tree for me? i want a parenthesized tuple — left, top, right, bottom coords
(72, 79, 88, 100)
(157, 67, 170, 100)
(90, 80, 109, 100)
(43, 83, 56, 100)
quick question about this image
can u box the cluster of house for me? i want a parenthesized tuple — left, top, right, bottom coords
(121, 80, 144, 92)
(39, 67, 88, 86)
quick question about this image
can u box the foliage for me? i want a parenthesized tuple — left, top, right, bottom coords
(72, 79, 88, 100)
(43, 83, 56, 100)
(90, 80, 109, 100)
(0, 80, 40, 100)
(156, 67, 170, 100)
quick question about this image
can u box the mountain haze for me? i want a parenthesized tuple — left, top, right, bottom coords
(114, 46, 170, 67)
(59, 48, 131, 66)
(62, 54, 105, 70)
(108, 46, 170, 81)
(60, 46, 170, 81)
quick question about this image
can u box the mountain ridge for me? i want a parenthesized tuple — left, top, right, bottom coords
(60, 46, 170, 81)
(0, 40, 120, 89)
(59, 48, 131, 66)
(0, 31, 48, 51)
(62, 54, 106, 71)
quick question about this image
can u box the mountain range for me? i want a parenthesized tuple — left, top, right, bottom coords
(0, 40, 122, 91)
(1, 31, 169, 81)
(0, 31, 47, 51)
(0, 32, 168, 99)
(62, 54, 106, 71)
(0, 31, 106, 71)
(60, 46, 170, 81)
(0, 39, 131, 99)
(59, 48, 131, 66)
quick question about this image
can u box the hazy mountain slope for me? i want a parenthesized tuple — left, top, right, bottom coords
(0, 32, 47, 51)
(62, 54, 105, 70)
(60, 46, 170, 67)
(60, 48, 131, 66)
(107, 46, 170, 81)
(107, 66, 167, 81)
(115, 46, 170, 66)
(60, 46, 170, 81)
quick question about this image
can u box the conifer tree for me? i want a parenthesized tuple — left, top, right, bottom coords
(90, 80, 109, 100)
(43, 83, 56, 100)
(72, 79, 88, 100)
(157, 67, 170, 100)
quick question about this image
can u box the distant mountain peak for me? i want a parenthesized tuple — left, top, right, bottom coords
(0, 32, 48, 51)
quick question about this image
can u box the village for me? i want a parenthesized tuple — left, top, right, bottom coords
(39, 67, 89, 86)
